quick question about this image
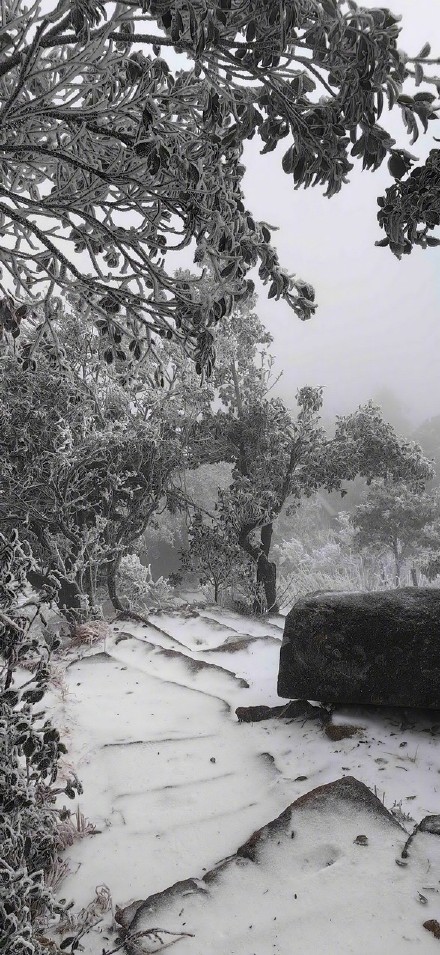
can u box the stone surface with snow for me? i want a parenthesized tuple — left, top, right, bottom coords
(278, 588, 440, 707)
(38, 606, 440, 954)
(116, 776, 440, 955)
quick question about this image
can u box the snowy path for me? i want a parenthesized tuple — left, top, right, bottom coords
(44, 608, 440, 953)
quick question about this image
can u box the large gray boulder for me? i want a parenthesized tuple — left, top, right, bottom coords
(277, 588, 440, 708)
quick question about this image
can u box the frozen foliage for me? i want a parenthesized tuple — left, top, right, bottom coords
(0, 531, 81, 954)
(69, 620, 110, 649)
(116, 554, 176, 610)
(378, 148, 440, 256)
(273, 539, 382, 610)
(351, 481, 440, 586)
(180, 512, 256, 606)
(270, 505, 393, 609)
(0, 1, 438, 374)
(0, 337, 183, 617)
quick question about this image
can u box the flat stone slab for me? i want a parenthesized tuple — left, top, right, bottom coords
(235, 700, 330, 723)
(115, 776, 440, 955)
(277, 588, 440, 708)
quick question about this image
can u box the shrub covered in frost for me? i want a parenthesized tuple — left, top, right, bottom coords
(116, 554, 176, 610)
(0, 531, 82, 953)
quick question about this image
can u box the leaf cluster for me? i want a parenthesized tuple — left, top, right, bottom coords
(0, 530, 80, 953)
(377, 147, 440, 256)
(331, 401, 435, 486)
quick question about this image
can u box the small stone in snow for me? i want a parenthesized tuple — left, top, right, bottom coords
(325, 723, 359, 741)
(424, 920, 440, 939)
(353, 834, 369, 846)
(210, 757, 216, 763)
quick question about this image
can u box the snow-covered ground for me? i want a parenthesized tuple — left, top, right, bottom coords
(42, 607, 440, 954)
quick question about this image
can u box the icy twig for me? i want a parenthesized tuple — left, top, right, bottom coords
(103, 927, 195, 955)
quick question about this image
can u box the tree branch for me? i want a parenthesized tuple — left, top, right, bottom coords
(0, 19, 48, 122)
(406, 57, 440, 65)
(0, 608, 23, 633)
(168, 486, 217, 522)
(0, 30, 176, 80)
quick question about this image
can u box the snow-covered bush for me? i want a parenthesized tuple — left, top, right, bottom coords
(272, 516, 389, 611)
(0, 531, 81, 952)
(116, 555, 176, 611)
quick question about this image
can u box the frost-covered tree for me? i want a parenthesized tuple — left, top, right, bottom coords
(0, 1, 438, 373)
(180, 510, 254, 604)
(351, 481, 440, 586)
(0, 319, 184, 616)
(179, 292, 434, 611)
(214, 390, 434, 609)
(412, 414, 440, 487)
(115, 554, 175, 610)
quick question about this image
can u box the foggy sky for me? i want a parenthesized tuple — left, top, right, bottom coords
(243, 0, 440, 427)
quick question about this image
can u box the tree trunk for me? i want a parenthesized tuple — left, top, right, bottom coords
(392, 542, 402, 588)
(214, 580, 219, 604)
(107, 556, 126, 612)
(84, 562, 98, 612)
(238, 521, 280, 615)
(410, 565, 419, 587)
(254, 553, 278, 613)
(253, 522, 279, 614)
(260, 522, 273, 558)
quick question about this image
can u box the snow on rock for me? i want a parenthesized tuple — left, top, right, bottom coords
(116, 777, 440, 955)
(109, 616, 282, 707)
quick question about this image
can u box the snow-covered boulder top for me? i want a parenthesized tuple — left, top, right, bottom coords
(278, 587, 440, 708)
(115, 777, 440, 955)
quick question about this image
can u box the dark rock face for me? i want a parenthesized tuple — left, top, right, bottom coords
(277, 588, 440, 708)
(235, 700, 330, 723)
